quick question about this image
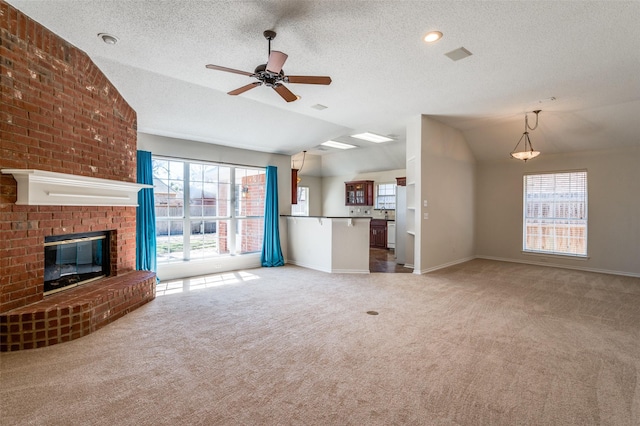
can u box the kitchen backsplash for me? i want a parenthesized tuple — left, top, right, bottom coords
(349, 207, 396, 220)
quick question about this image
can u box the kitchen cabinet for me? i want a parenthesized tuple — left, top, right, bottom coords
(370, 219, 388, 248)
(291, 169, 298, 204)
(345, 180, 374, 206)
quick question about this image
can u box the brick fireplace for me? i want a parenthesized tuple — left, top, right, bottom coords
(0, 2, 155, 351)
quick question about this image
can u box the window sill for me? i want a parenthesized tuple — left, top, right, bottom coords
(521, 251, 589, 261)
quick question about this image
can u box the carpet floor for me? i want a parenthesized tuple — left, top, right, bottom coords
(1, 259, 639, 425)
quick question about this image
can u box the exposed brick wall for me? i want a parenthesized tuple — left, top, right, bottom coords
(0, 1, 138, 313)
(241, 173, 266, 253)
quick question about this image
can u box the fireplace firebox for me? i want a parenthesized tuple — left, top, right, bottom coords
(44, 231, 111, 295)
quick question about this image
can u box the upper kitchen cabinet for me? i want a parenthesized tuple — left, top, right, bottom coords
(345, 180, 374, 206)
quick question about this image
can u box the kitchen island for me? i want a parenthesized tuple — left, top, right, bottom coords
(282, 215, 370, 273)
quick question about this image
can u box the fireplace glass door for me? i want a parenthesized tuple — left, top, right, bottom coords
(44, 232, 110, 295)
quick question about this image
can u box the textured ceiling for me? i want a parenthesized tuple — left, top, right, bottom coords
(6, 0, 640, 171)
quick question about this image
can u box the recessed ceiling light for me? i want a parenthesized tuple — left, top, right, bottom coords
(98, 33, 119, 45)
(424, 31, 443, 43)
(350, 132, 393, 143)
(321, 140, 356, 150)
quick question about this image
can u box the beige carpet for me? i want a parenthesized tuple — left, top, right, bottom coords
(1, 259, 639, 425)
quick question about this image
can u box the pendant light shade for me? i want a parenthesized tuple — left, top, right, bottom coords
(510, 110, 541, 162)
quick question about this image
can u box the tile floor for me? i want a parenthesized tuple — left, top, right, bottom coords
(369, 248, 413, 273)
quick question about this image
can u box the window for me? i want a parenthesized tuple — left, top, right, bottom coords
(523, 171, 587, 257)
(291, 187, 309, 216)
(375, 183, 396, 210)
(152, 157, 265, 263)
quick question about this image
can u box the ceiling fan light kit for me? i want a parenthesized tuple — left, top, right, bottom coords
(510, 110, 542, 161)
(206, 30, 332, 102)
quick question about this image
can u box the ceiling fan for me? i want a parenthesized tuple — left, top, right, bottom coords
(206, 30, 332, 102)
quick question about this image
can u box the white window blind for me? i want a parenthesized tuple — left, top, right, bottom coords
(523, 171, 587, 256)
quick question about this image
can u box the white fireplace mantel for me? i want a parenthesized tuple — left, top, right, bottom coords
(1, 169, 153, 207)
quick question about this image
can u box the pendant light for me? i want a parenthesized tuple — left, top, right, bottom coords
(510, 110, 541, 161)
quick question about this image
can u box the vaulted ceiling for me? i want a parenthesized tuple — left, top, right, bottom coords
(7, 0, 640, 175)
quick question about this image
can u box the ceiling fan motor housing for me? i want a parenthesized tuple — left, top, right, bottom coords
(254, 64, 285, 87)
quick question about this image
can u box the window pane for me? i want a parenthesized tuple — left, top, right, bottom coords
(236, 168, 266, 217)
(217, 183, 231, 217)
(190, 163, 203, 182)
(203, 165, 218, 183)
(156, 220, 184, 262)
(189, 220, 219, 259)
(168, 161, 184, 181)
(237, 218, 264, 254)
(218, 167, 231, 184)
(164, 180, 182, 217)
(375, 183, 396, 209)
(523, 171, 587, 256)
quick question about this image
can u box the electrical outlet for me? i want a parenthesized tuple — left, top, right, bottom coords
(424, 213, 429, 220)
(423, 199, 428, 207)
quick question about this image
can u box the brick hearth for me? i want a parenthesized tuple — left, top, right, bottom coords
(0, 271, 156, 351)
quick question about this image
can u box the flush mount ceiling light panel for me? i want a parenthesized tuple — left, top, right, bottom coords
(350, 132, 393, 143)
(423, 31, 443, 43)
(321, 140, 356, 150)
(510, 110, 542, 162)
(97, 33, 118, 45)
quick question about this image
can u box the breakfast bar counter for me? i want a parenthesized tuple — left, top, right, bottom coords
(282, 216, 370, 273)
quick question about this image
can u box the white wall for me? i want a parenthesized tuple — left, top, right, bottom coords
(408, 116, 476, 273)
(296, 175, 322, 216)
(322, 169, 406, 217)
(318, 141, 406, 177)
(476, 146, 640, 276)
(137, 132, 291, 280)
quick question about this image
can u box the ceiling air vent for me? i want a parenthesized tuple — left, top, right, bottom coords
(445, 47, 473, 61)
(311, 104, 328, 110)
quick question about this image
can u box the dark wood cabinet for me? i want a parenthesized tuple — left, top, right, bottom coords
(345, 180, 374, 206)
(291, 169, 298, 204)
(370, 219, 387, 248)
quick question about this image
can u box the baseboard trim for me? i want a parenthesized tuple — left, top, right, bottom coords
(331, 268, 370, 274)
(286, 259, 331, 274)
(414, 256, 476, 275)
(476, 255, 640, 278)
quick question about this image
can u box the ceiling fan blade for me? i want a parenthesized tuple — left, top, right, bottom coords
(273, 84, 298, 102)
(228, 82, 262, 96)
(206, 64, 254, 77)
(266, 51, 288, 74)
(286, 75, 332, 85)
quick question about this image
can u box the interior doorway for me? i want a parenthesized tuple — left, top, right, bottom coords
(369, 248, 412, 273)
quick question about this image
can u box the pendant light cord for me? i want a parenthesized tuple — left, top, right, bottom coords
(525, 110, 541, 131)
(293, 151, 306, 173)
